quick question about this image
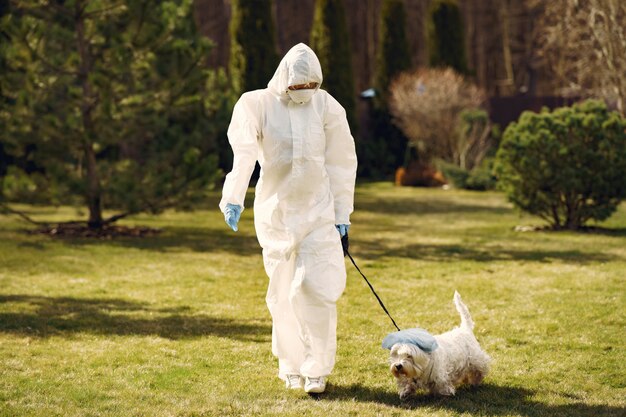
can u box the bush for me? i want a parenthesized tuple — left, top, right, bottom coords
(494, 100, 626, 230)
(465, 158, 497, 191)
(438, 158, 496, 191)
(359, 107, 408, 180)
(389, 68, 491, 169)
(438, 161, 469, 188)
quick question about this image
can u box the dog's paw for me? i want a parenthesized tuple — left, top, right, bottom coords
(399, 390, 411, 401)
(433, 384, 456, 396)
(469, 370, 486, 386)
(398, 385, 415, 401)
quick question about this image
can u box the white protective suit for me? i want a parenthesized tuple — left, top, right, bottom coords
(219, 43, 357, 380)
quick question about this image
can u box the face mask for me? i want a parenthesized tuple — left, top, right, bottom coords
(287, 89, 316, 104)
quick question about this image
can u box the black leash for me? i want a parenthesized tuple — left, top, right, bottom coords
(342, 234, 401, 332)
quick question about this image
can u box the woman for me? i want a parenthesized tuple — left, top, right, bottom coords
(220, 43, 357, 394)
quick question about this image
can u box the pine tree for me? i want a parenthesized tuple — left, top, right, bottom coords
(365, 0, 411, 179)
(229, 0, 279, 95)
(429, 0, 468, 74)
(0, 1, 11, 186)
(0, 0, 220, 228)
(310, 0, 356, 131)
(374, 0, 411, 106)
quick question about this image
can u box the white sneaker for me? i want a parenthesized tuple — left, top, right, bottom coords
(285, 374, 303, 389)
(304, 376, 326, 394)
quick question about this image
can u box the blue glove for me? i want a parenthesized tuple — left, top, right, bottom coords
(335, 224, 350, 237)
(223, 203, 242, 232)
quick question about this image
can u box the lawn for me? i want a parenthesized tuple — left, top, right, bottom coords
(1, 183, 624, 417)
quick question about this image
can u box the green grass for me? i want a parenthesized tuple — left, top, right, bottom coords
(1, 183, 625, 417)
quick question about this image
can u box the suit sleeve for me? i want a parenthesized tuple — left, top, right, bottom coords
(219, 93, 259, 213)
(324, 94, 357, 224)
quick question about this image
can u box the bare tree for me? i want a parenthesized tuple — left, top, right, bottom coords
(461, 0, 543, 96)
(389, 68, 490, 170)
(531, 0, 626, 113)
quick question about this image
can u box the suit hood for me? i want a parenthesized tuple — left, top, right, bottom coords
(267, 43, 323, 98)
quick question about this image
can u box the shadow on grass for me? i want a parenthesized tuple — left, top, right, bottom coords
(16, 241, 48, 250)
(356, 195, 626, 237)
(0, 294, 270, 342)
(326, 383, 625, 417)
(355, 196, 511, 216)
(60, 226, 262, 256)
(576, 227, 626, 237)
(352, 241, 619, 264)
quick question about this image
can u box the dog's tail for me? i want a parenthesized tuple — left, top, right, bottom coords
(454, 291, 474, 330)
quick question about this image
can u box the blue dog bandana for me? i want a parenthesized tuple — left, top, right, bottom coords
(382, 328, 439, 352)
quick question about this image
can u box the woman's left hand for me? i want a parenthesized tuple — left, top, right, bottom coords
(335, 224, 350, 237)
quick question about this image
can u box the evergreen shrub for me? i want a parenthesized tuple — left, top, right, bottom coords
(310, 0, 356, 130)
(494, 100, 626, 229)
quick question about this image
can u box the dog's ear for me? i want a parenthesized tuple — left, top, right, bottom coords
(390, 344, 400, 357)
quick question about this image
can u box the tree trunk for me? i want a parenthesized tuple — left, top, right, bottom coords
(500, 0, 515, 95)
(565, 194, 579, 230)
(75, 1, 103, 229)
(84, 143, 102, 229)
(550, 203, 561, 229)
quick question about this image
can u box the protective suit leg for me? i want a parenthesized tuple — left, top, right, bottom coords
(263, 224, 346, 379)
(264, 250, 306, 379)
(289, 224, 347, 378)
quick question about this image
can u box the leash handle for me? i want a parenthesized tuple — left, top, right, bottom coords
(343, 235, 401, 332)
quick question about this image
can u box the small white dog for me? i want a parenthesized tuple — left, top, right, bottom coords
(386, 291, 490, 400)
